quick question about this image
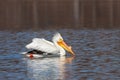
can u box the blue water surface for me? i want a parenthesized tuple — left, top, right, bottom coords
(0, 29, 120, 80)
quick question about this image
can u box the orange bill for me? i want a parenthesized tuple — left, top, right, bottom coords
(57, 39, 75, 56)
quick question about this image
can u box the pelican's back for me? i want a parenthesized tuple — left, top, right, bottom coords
(26, 38, 59, 54)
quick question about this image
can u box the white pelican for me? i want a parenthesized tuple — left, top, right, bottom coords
(25, 32, 75, 58)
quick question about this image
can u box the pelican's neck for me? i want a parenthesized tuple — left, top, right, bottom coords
(53, 41, 66, 56)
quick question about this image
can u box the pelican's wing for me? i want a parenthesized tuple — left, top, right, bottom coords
(26, 38, 59, 53)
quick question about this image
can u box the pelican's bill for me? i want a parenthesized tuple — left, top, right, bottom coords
(57, 39, 75, 56)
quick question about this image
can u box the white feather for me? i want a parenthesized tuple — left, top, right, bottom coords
(26, 38, 59, 54)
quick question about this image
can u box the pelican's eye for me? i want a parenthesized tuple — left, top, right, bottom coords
(57, 39, 63, 43)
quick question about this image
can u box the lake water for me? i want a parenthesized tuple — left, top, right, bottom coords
(0, 29, 120, 80)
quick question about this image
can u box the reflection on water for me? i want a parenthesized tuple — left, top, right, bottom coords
(26, 56, 74, 80)
(0, 29, 120, 80)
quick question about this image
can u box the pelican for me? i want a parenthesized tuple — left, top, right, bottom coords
(25, 32, 75, 58)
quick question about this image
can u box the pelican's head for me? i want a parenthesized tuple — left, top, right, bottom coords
(53, 32, 75, 56)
